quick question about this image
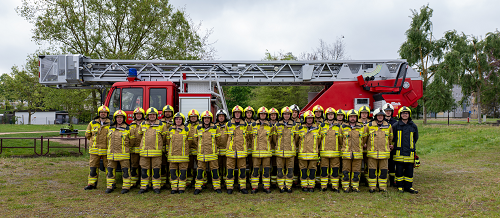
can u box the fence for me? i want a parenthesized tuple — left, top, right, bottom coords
(0, 136, 87, 156)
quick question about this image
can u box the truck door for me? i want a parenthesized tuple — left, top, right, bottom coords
(148, 88, 167, 117)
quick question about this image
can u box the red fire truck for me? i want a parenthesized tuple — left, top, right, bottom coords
(39, 55, 422, 120)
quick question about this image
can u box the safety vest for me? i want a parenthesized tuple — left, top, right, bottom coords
(195, 124, 221, 162)
(366, 121, 393, 159)
(215, 121, 228, 156)
(186, 121, 200, 155)
(107, 123, 130, 160)
(86, 118, 111, 156)
(393, 120, 418, 163)
(128, 119, 143, 154)
(167, 125, 190, 162)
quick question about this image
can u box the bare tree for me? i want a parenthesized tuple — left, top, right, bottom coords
(300, 37, 349, 60)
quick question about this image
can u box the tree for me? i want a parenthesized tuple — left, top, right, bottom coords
(300, 37, 349, 60)
(425, 64, 456, 115)
(3, 54, 48, 124)
(442, 30, 500, 123)
(17, 0, 215, 113)
(399, 4, 444, 124)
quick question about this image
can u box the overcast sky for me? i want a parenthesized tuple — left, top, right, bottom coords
(1, 0, 499, 75)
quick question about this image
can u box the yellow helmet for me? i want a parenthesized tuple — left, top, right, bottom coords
(281, 106, 292, 115)
(346, 109, 359, 120)
(98, 105, 110, 114)
(201, 110, 214, 121)
(303, 110, 315, 123)
(232, 105, 244, 118)
(336, 109, 346, 117)
(133, 107, 145, 119)
(244, 106, 254, 113)
(173, 112, 186, 124)
(188, 109, 199, 117)
(257, 106, 269, 119)
(146, 107, 158, 117)
(163, 105, 174, 113)
(359, 105, 370, 114)
(398, 106, 412, 119)
(324, 107, 336, 115)
(113, 110, 127, 121)
(269, 107, 280, 120)
(312, 105, 324, 113)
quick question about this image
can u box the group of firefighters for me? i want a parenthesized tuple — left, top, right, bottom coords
(84, 102, 420, 195)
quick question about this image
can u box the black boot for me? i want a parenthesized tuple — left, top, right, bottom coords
(309, 187, 315, 192)
(216, 189, 222, 194)
(405, 188, 419, 194)
(287, 188, 293, 193)
(240, 188, 249, 194)
(227, 189, 233, 194)
(178, 190, 185, 194)
(302, 188, 309, 192)
(138, 189, 147, 194)
(280, 188, 285, 193)
(264, 188, 271, 194)
(105, 188, 113, 194)
(121, 189, 129, 194)
(369, 189, 375, 193)
(84, 184, 96, 190)
(322, 188, 327, 192)
(171, 190, 177, 194)
(194, 189, 202, 195)
(251, 188, 258, 194)
(153, 188, 160, 194)
(332, 188, 340, 193)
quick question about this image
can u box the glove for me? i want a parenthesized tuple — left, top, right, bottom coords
(414, 155, 420, 168)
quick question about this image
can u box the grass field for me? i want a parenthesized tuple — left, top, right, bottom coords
(0, 123, 499, 217)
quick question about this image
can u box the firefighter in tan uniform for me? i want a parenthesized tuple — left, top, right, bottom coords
(250, 107, 274, 194)
(268, 107, 279, 188)
(215, 110, 229, 187)
(274, 106, 298, 193)
(297, 110, 322, 192)
(319, 107, 343, 192)
(105, 110, 131, 194)
(160, 105, 174, 189)
(366, 108, 393, 193)
(225, 105, 249, 194)
(129, 107, 145, 188)
(186, 109, 200, 187)
(166, 112, 190, 194)
(340, 109, 368, 193)
(244, 106, 256, 180)
(84, 105, 111, 190)
(194, 111, 222, 195)
(358, 105, 371, 187)
(137, 107, 168, 194)
(312, 105, 325, 185)
(290, 104, 301, 185)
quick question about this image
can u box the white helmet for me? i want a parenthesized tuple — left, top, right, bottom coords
(373, 108, 385, 118)
(382, 103, 394, 111)
(216, 109, 229, 122)
(290, 104, 300, 112)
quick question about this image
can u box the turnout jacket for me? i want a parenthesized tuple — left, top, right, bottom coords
(86, 118, 111, 156)
(166, 124, 190, 162)
(138, 120, 168, 157)
(297, 123, 322, 160)
(366, 121, 393, 159)
(225, 118, 249, 158)
(341, 122, 368, 159)
(245, 118, 256, 153)
(194, 123, 221, 162)
(274, 119, 299, 158)
(215, 121, 228, 156)
(392, 120, 418, 163)
(320, 120, 343, 158)
(251, 120, 274, 158)
(128, 119, 144, 154)
(186, 121, 200, 155)
(107, 123, 130, 161)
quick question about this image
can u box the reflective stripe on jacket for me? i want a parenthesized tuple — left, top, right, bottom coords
(138, 120, 167, 157)
(167, 125, 190, 162)
(195, 124, 220, 162)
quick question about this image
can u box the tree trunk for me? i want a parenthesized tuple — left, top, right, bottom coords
(477, 88, 482, 124)
(423, 100, 427, 125)
(28, 109, 32, 125)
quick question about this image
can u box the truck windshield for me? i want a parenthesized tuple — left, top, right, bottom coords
(108, 88, 120, 115)
(122, 88, 143, 111)
(149, 88, 167, 110)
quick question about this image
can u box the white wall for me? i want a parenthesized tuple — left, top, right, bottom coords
(15, 112, 56, 125)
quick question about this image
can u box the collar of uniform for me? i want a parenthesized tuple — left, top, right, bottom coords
(131, 119, 144, 125)
(302, 123, 318, 128)
(369, 120, 389, 127)
(145, 119, 161, 125)
(112, 123, 129, 130)
(279, 120, 294, 126)
(245, 118, 255, 123)
(162, 118, 173, 123)
(215, 121, 227, 126)
(256, 120, 270, 126)
(170, 124, 186, 131)
(230, 118, 245, 124)
(95, 118, 111, 125)
(198, 123, 216, 130)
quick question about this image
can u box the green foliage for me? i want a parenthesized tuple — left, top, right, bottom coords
(224, 86, 255, 111)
